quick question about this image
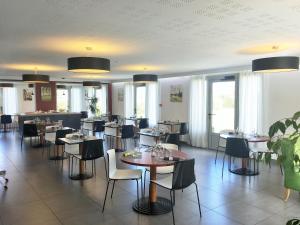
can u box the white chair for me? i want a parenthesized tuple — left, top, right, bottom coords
(143, 143, 179, 192)
(102, 149, 142, 212)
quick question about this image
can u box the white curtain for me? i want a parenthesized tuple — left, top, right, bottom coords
(146, 82, 159, 127)
(124, 82, 134, 118)
(100, 84, 107, 114)
(239, 71, 263, 134)
(96, 85, 107, 114)
(189, 76, 207, 148)
(70, 87, 83, 112)
(3, 87, 18, 115)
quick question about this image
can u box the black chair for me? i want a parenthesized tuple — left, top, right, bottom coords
(179, 122, 191, 144)
(21, 124, 39, 150)
(70, 139, 107, 178)
(49, 129, 73, 163)
(111, 115, 119, 123)
(121, 125, 134, 150)
(138, 118, 149, 129)
(151, 159, 202, 225)
(222, 137, 254, 178)
(166, 133, 180, 150)
(93, 120, 105, 138)
(1, 115, 12, 132)
(80, 111, 88, 119)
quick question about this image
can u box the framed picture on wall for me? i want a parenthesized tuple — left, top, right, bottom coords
(170, 85, 183, 102)
(23, 89, 33, 101)
(41, 86, 52, 101)
(118, 88, 124, 102)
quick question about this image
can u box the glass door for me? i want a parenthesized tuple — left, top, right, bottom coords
(207, 75, 239, 149)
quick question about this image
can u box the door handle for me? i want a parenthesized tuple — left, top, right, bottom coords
(208, 113, 216, 116)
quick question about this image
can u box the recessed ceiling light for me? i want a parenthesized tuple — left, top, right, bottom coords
(0, 63, 63, 71)
(238, 44, 291, 55)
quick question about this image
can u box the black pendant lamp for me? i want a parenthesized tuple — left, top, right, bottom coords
(68, 57, 110, 73)
(0, 83, 14, 87)
(56, 85, 67, 89)
(22, 74, 49, 83)
(133, 74, 158, 83)
(83, 81, 102, 88)
(252, 56, 299, 73)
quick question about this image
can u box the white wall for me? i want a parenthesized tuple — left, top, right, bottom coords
(15, 83, 36, 113)
(112, 82, 124, 116)
(159, 76, 190, 122)
(262, 71, 300, 133)
(111, 72, 300, 135)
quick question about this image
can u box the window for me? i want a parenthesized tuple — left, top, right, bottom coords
(57, 89, 69, 112)
(135, 85, 146, 118)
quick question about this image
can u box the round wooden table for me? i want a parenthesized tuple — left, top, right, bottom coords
(121, 150, 189, 215)
(220, 134, 269, 176)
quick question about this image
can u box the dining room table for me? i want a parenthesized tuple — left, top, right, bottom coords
(157, 121, 181, 133)
(138, 130, 165, 147)
(59, 135, 100, 180)
(220, 133, 270, 176)
(121, 148, 189, 215)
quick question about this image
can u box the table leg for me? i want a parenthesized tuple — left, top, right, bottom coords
(69, 143, 93, 180)
(132, 165, 172, 215)
(149, 166, 157, 203)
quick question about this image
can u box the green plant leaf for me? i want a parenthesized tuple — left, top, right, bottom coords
(285, 119, 293, 128)
(269, 123, 278, 137)
(292, 111, 300, 120)
(277, 121, 286, 134)
(267, 140, 273, 150)
(292, 121, 298, 131)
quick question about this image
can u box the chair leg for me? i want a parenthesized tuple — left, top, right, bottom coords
(136, 180, 140, 209)
(194, 183, 202, 218)
(214, 147, 219, 164)
(21, 136, 24, 151)
(143, 170, 147, 194)
(170, 190, 175, 225)
(102, 180, 110, 213)
(173, 190, 176, 205)
(280, 164, 283, 175)
(111, 180, 116, 198)
(93, 160, 96, 176)
(222, 153, 226, 178)
(103, 158, 108, 180)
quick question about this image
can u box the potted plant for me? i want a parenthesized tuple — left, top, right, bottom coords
(265, 111, 300, 201)
(88, 97, 100, 117)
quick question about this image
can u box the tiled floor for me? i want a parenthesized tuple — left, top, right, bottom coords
(0, 132, 299, 225)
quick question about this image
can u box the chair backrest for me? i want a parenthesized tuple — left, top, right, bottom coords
(166, 133, 180, 145)
(160, 143, 178, 151)
(93, 120, 105, 132)
(121, 125, 134, 139)
(111, 115, 119, 123)
(172, 159, 196, 190)
(1, 115, 12, 124)
(23, 124, 38, 137)
(82, 139, 104, 160)
(55, 129, 73, 145)
(180, 122, 189, 135)
(139, 118, 149, 129)
(80, 111, 88, 119)
(225, 137, 250, 158)
(107, 149, 117, 178)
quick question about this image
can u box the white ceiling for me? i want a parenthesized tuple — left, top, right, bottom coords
(1, 0, 300, 82)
